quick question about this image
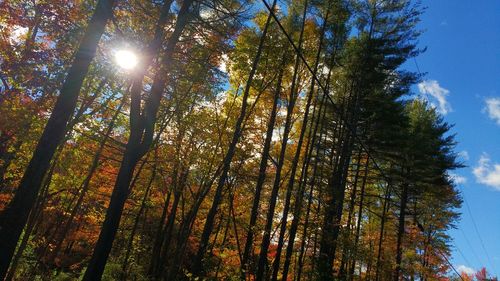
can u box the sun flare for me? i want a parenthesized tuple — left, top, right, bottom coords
(114, 49, 138, 70)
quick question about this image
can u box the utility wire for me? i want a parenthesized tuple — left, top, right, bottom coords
(259, 0, 393, 185)
(258, 1, 470, 279)
(460, 227, 485, 270)
(415, 217, 468, 280)
(436, 247, 466, 281)
(464, 197, 498, 276)
(454, 241, 473, 274)
(413, 57, 478, 280)
(415, 57, 497, 278)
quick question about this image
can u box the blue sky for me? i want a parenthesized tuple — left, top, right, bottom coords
(407, 0, 500, 277)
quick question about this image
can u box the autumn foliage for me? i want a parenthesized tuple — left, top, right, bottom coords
(0, 0, 494, 280)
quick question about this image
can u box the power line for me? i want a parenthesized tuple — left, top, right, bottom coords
(415, 217, 469, 280)
(460, 227, 484, 270)
(259, 0, 394, 186)
(464, 197, 498, 276)
(454, 240, 473, 273)
(236, 1, 470, 280)
(258, 1, 469, 280)
(436, 247, 466, 281)
(413, 55, 486, 280)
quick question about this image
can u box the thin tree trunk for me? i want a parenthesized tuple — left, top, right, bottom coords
(349, 159, 369, 281)
(317, 125, 348, 279)
(241, 56, 285, 277)
(366, 239, 374, 280)
(375, 182, 391, 281)
(296, 93, 329, 281)
(164, 89, 242, 279)
(156, 171, 188, 278)
(47, 97, 124, 266)
(309, 93, 344, 278)
(255, 3, 309, 281)
(280, 102, 317, 281)
(318, 82, 361, 280)
(148, 186, 172, 275)
(339, 150, 363, 278)
(270, 4, 312, 279)
(82, 0, 192, 279)
(166, 165, 225, 280)
(21, 145, 63, 274)
(121, 158, 157, 279)
(191, 0, 274, 274)
(150, 128, 184, 278)
(214, 208, 232, 279)
(4, 165, 52, 281)
(394, 175, 409, 281)
(281, 8, 334, 277)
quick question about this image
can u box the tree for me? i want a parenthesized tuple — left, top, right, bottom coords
(0, 0, 469, 280)
(0, 0, 116, 278)
(82, 0, 195, 279)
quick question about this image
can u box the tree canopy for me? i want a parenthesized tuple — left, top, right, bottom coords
(0, 0, 490, 280)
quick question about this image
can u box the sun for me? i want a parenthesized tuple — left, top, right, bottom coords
(114, 49, 138, 70)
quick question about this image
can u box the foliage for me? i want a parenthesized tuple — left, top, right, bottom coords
(0, 0, 472, 280)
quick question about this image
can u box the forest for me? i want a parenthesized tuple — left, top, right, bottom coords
(0, 0, 495, 280)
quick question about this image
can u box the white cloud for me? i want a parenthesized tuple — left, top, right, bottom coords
(449, 173, 467, 185)
(418, 80, 452, 115)
(457, 265, 475, 275)
(473, 154, 500, 190)
(485, 97, 500, 125)
(459, 150, 470, 161)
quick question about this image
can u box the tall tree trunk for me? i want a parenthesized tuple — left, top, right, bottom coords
(317, 122, 349, 279)
(281, 8, 334, 277)
(47, 97, 124, 266)
(148, 185, 172, 276)
(375, 181, 392, 281)
(122, 158, 157, 279)
(4, 161, 53, 281)
(4, 209, 37, 281)
(270, 8, 313, 280)
(150, 125, 185, 278)
(82, 0, 192, 279)
(214, 206, 233, 279)
(280, 94, 318, 281)
(165, 158, 227, 279)
(255, 77, 297, 281)
(318, 82, 361, 280)
(82, 141, 138, 280)
(309, 93, 344, 278)
(339, 150, 363, 278)
(255, 11, 306, 279)
(165, 90, 241, 278)
(191, 0, 274, 274)
(296, 93, 329, 281)
(0, 1, 116, 277)
(156, 169, 190, 278)
(394, 175, 409, 281)
(36, 87, 115, 262)
(349, 158, 369, 280)
(241, 57, 285, 277)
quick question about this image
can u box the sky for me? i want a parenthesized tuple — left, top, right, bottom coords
(406, 0, 500, 277)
